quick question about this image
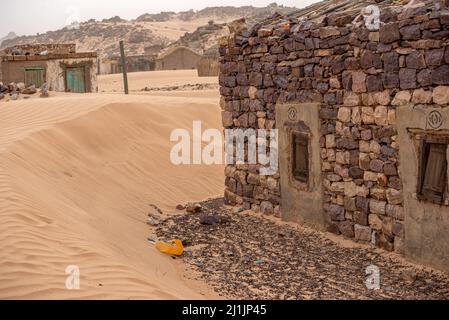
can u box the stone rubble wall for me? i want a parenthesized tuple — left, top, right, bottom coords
(219, 4, 449, 253)
(3, 43, 76, 56)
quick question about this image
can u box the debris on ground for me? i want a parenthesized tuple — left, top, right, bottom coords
(155, 240, 184, 256)
(0, 81, 48, 101)
(40, 83, 49, 98)
(141, 83, 219, 92)
(199, 215, 220, 226)
(186, 202, 202, 213)
(147, 204, 165, 226)
(22, 85, 37, 95)
(156, 198, 449, 300)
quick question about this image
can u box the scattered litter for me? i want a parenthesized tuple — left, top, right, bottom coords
(147, 204, 165, 226)
(255, 259, 264, 265)
(155, 240, 184, 256)
(147, 216, 160, 227)
(147, 238, 156, 245)
(181, 239, 192, 247)
(232, 207, 245, 214)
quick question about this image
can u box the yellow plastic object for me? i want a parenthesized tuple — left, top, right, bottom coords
(155, 240, 184, 256)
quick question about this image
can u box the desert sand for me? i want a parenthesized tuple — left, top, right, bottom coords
(0, 71, 224, 299)
(99, 70, 218, 93)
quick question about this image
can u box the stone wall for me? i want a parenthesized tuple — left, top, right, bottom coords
(219, 3, 449, 256)
(3, 43, 76, 56)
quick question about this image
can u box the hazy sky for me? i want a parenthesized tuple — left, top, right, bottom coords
(0, 0, 318, 40)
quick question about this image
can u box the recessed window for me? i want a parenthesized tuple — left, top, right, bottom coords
(418, 139, 448, 205)
(293, 132, 309, 183)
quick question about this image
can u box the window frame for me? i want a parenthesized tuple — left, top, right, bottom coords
(292, 131, 310, 184)
(417, 136, 448, 205)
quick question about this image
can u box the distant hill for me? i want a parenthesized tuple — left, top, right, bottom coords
(0, 3, 297, 58)
(0, 32, 18, 47)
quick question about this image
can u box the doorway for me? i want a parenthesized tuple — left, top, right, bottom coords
(66, 67, 86, 93)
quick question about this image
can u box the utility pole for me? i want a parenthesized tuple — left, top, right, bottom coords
(119, 40, 129, 95)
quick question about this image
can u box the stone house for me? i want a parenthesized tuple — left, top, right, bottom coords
(198, 46, 220, 77)
(219, 0, 449, 272)
(155, 46, 201, 71)
(99, 54, 156, 75)
(1, 44, 97, 93)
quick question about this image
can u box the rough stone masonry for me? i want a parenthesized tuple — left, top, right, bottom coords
(218, 0, 449, 260)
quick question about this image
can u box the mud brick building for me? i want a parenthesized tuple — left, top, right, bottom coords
(219, 0, 449, 272)
(1, 43, 97, 93)
(155, 46, 202, 71)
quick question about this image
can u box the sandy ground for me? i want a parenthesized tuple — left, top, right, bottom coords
(98, 70, 218, 93)
(0, 71, 224, 299)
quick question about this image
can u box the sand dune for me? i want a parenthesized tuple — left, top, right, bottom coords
(0, 90, 224, 299)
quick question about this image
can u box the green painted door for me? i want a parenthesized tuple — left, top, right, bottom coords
(66, 67, 86, 93)
(24, 68, 45, 88)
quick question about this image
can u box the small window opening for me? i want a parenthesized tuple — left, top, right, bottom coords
(418, 139, 448, 205)
(293, 132, 309, 183)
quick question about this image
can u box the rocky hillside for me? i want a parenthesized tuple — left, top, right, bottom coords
(0, 32, 18, 47)
(1, 3, 297, 58)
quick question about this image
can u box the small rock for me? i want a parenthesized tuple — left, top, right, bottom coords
(11, 92, 19, 100)
(200, 215, 220, 226)
(176, 204, 186, 211)
(22, 85, 37, 95)
(186, 203, 202, 213)
(402, 269, 418, 284)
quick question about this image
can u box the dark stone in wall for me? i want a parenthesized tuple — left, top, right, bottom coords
(406, 51, 426, 69)
(425, 48, 445, 66)
(383, 52, 399, 72)
(382, 73, 400, 88)
(339, 221, 355, 238)
(366, 75, 384, 92)
(328, 204, 345, 222)
(417, 69, 433, 86)
(400, 24, 421, 40)
(380, 23, 400, 43)
(399, 68, 417, 89)
(356, 197, 370, 214)
(432, 65, 449, 84)
(361, 50, 382, 69)
(349, 167, 364, 179)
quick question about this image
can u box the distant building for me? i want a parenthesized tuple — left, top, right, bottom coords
(99, 57, 121, 75)
(1, 44, 97, 93)
(144, 45, 163, 56)
(155, 46, 201, 71)
(197, 46, 219, 77)
(99, 54, 156, 75)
